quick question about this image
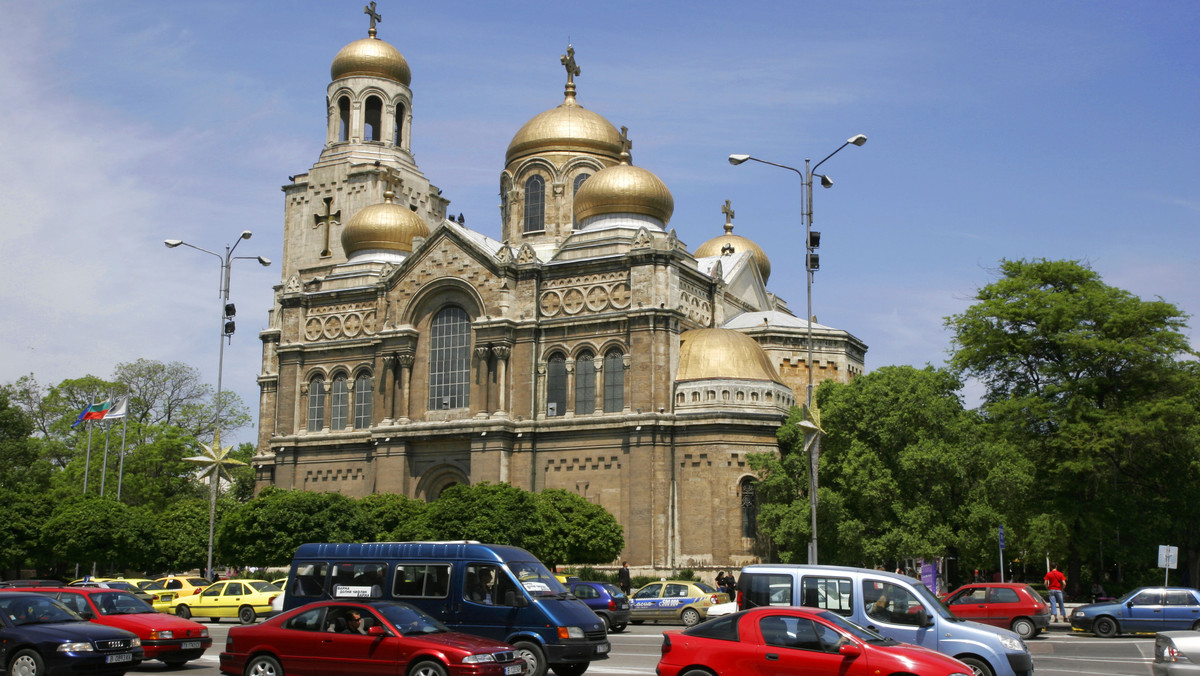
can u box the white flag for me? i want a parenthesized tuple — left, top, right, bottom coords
(103, 396, 129, 420)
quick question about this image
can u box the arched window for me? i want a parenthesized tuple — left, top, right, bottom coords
(428, 306, 471, 410)
(307, 377, 326, 432)
(603, 349, 624, 413)
(523, 175, 545, 233)
(354, 375, 373, 428)
(740, 478, 759, 538)
(547, 353, 566, 417)
(572, 173, 590, 229)
(575, 350, 595, 415)
(393, 103, 405, 146)
(330, 375, 349, 429)
(337, 96, 351, 142)
(365, 96, 382, 142)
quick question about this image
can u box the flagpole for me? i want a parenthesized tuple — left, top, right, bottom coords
(117, 413, 129, 500)
(100, 421, 112, 496)
(83, 422, 93, 494)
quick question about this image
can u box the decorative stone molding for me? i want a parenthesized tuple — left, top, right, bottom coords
(538, 272, 633, 317)
(303, 302, 378, 342)
(632, 226, 653, 249)
(491, 344, 511, 360)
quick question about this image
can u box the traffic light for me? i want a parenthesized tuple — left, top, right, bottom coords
(224, 303, 236, 336)
(808, 230, 821, 250)
(807, 253, 820, 271)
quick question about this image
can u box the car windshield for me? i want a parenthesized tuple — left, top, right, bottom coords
(0, 596, 83, 625)
(143, 581, 167, 592)
(375, 603, 449, 636)
(819, 610, 898, 644)
(247, 581, 280, 592)
(906, 579, 955, 620)
(602, 583, 626, 598)
(93, 591, 155, 615)
(506, 561, 567, 598)
(695, 583, 717, 594)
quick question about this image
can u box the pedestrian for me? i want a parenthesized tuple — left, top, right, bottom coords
(1044, 563, 1066, 622)
(618, 561, 631, 596)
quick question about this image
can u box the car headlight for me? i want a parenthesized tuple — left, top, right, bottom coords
(557, 626, 585, 639)
(130, 638, 141, 647)
(149, 630, 175, 640)
(462, 653, 497, 664)
(200, 628, 209, 638)
(998, 635, 1024, 652)
(58, 642, 94, 652)
(1074, 610, 1086, 617)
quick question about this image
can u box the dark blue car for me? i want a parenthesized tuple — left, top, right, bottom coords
(1070, 586, 1200, 637)
(0, 592, 143, 675)
(569, 582, 630, 633)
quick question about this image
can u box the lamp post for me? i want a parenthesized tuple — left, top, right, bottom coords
(729, 134, 867, 564)
(165, 231, 270, 579)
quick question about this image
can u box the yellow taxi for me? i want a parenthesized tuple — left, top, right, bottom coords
(629, 580, 730, 626)
(167, 579, 282, 624)
(144, 576, 213, 611)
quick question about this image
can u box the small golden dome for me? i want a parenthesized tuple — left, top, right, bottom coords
(341, 191, 430, 256)
(331, 37, 411, 85)
(676, 329, 785, 385)
(695, 223, 771, 284)
(506, 97, 622, 165)
(573, 153, 674, 225)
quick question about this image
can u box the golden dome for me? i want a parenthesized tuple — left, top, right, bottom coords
(676, 329, 785, 385)
(695, 223, 771, 284)
(341, 191, 430, 256)
(331, 37, 411, 85)
(506, 97, 622, 165)
(573, 152, 674, 225)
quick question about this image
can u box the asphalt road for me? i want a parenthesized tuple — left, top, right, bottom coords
(133, 619, 1157, 676)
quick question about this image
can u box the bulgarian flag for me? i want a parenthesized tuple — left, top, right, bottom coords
(71, 399, 115, 428)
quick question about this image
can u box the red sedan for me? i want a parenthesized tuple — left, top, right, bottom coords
(220, 600, 526, 676)
(657, 607, 972, 676)
(942, 582, 1050, 639)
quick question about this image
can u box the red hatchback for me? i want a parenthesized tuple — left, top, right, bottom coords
(657, 606, 972, 676)
(220, 600, 526, 676)
(17, 586, 211, 666)
(942, 582, 1050, 639)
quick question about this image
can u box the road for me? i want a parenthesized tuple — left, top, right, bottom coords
(133, 620, 1156, 675)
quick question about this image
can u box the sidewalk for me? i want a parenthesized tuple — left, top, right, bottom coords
(1047, 602, 1082, 632)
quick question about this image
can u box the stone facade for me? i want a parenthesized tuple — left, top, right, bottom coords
(253, 20, 867, 572)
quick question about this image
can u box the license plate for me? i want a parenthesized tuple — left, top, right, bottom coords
(181, 641, 201, 649)
(596, 643, 609, 654)
(105, 653, 133, 664)
(504, 667, 522, 675)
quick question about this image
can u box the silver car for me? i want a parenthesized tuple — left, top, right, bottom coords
(1155, 631, 1200, 675)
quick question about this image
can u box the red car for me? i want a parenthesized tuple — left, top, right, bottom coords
(18, 586, 212, 666)
(942, 582, 1050, 639)
(657, 606, 972, 676)
(220, 599, 526, 676)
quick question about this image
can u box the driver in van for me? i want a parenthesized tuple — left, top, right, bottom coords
(468, 567, 494, 605)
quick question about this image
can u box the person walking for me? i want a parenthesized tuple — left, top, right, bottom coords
(1045, 563, 1067, 622)
(618, 562, 631, 596)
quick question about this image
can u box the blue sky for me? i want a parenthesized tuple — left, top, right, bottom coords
(2, 1, 1197, 443)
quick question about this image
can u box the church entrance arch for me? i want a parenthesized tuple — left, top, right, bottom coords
(417, 464, 470, 502)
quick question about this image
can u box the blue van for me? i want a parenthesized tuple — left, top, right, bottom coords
(282, 542, 608, 676)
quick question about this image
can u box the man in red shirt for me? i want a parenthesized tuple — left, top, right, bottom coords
(1045, 563, 1067, 621)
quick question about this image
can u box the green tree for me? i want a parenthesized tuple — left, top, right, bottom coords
(357, 493, 433, 541)
(946, 258, 1198, 591)
(217, 487, 369, 567)
(425, 483, 541, 546)
(527, 489, 624, 569)
(149, 498, 221, 573)
(41, 495, 154, 573)
(0, 388, 53, 492)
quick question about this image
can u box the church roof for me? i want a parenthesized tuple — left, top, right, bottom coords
(676, 328, 785, 385)
(724, 310, 834, 331)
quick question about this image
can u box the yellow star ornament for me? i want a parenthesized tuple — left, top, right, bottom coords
(183, 435, 246, 482)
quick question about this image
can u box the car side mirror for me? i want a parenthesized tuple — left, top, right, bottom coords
(1126, 601, 1135, 609)
(913, 608, 932, 627)
(505, 591, 529, 607)
(838, 644, 862, 658)
(368, 625, 386, 636)
(79, 610, 95, 620)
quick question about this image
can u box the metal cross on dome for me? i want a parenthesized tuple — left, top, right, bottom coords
(364, 2, 382, 35)
(561, 44, 580, 86)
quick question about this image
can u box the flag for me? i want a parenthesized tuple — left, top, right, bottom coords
(103, 396, 128, 420)
(74, 399, 114, 425)
(71, 404, 90, 428)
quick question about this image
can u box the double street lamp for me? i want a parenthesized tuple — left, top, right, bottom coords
(729, 134, 867, 564)
(165, 231, 270, 579)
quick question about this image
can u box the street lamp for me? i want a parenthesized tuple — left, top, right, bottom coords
(165, 231, 270, 579)
(729, 134, 867, 564)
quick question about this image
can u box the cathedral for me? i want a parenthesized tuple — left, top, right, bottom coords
(252, 8, 867, 572)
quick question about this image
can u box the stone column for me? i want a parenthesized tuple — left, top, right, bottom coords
(475, 346, 492, 417)
(593, 355, 604, 413)
(492, 344, 511, 418)
(564, 357, 576, 417)
(397, 352, 414, 423)
(322, 379, 333, 431)
(380, 354, 397, 425)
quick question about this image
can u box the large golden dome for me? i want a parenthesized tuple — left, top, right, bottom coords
(331, 37, 411, 85)
(676, 329, 785, 384)
(573, 153, 674, 225)
(695, 223, 771, 284)
(341, 191, 430, 256)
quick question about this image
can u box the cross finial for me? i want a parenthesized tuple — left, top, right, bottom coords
(721, 199, 735, 232)
(561, 44, 581, 99)
(364, 2, 382, 37)
(619, 126, 632, 163)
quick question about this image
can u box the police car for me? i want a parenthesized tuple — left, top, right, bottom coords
(630, 581, 729, 627)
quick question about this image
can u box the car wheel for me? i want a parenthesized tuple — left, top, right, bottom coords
(239, 605, 257, 624)
(210, 618, 220, 623)
(9, 649, 43, 676)
(681, 608, 701, 627)
(958, 656, 994, 676)
(680, 670, 716, 676)
(1011, 617, 1036, 639)
(1094, 616, 1118, 638)
(245, 654, 282, 676)
(1192, 620, 1200, 632)
(551, 663, 588, 676)
(611, 623, 627, 633)
(408, 660, 448, 676)
(175, 605, 191, 619)
(599, 615, 611, 633)
(513, 641, 546, 676)
(631, 619, 643, 625)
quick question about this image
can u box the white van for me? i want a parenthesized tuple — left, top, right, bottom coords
(738, 564, 1033, 676)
